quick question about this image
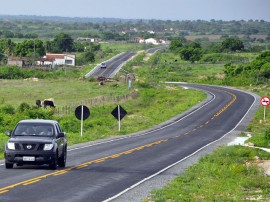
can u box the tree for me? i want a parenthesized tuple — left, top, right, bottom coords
(260, 62, 270, 79)
(0, 39, 16, 56)
(51, 33, 74, 53)
(169, 39, 183, 52)
(73, 41, 85, 52)
(179, 41, 202, 63)
(14, 40, 45, 57)
(83, 51, 95, 63)
(2, 30, 14, 38)
(221, 38, 244, 52)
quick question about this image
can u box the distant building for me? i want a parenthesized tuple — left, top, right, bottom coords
(44, 53, 76, 66)
(147, 30, 155, 34)
(138, 38, 170, 45)
(77, 37, 101, 42)
(7, 57, 33, 67)
(8, 53, 76, 68)
(144, 38, 159, 45)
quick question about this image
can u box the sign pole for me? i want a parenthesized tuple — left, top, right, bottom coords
(118, 105, 121, 131)
(260, 96, 270, 122)
(75, 105, 90, 136)
(81, 105, 84, 137)
(264, 106, 266, 122)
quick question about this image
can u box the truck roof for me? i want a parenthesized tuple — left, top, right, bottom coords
(18, 119, 58, 124)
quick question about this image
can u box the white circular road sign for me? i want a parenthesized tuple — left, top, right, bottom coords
(260, 96, 270, 107)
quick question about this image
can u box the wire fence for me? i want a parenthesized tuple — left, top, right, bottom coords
(55, 91, 138, 116)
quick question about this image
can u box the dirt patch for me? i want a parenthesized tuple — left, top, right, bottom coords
(143, 53, 152, 61)
(165, 85, 178, 90)
(215, 73, 225, 79)
(257, 160, 270, 176)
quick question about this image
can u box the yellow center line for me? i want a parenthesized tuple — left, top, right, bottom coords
(0, 190, 8, 195)
(23, 179, 41, 186)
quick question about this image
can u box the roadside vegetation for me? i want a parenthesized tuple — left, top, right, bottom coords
(0, 16, 270, 200)
(143, 146, 270, 201)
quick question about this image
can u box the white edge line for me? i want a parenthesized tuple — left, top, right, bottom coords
(103, 89, 258, 202)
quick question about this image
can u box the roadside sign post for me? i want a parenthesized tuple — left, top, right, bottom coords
(81, 105, 84, 137)
(118, 105, 121, 131)
(75, 105, 90, 137)
(111, 105, 127, 131)
(260, 96, 270, 122)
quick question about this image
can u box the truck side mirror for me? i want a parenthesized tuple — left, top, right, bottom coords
(58, 132, 66, 138)
(5, 131, 11, 137)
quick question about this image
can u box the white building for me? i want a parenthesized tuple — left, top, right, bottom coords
(44, 53, 76, 66)
(77, 37, 100, 42)
(145, 38, 159, 45)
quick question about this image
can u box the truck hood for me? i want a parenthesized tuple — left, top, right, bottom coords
(9, 136, 54, 144)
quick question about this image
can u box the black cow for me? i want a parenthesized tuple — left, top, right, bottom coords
(36, 99, 55, 109)
(36, 100, 42, 107)
(43, 100, 55, 108)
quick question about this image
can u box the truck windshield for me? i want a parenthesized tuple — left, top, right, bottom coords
(14, 123, 54, 137)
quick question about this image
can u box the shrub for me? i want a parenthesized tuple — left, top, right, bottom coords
(0, 105, 15, 114)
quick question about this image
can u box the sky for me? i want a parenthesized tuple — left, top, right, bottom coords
(0, 0, 269, 21)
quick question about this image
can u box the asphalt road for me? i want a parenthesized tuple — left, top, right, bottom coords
(0, 84, 258, 202)
(146, 46, 168, 54)
(84, 52, 136, 79)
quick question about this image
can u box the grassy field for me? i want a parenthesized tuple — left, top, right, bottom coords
(0, 78, 131, 107)
(100, 43, 154, 53)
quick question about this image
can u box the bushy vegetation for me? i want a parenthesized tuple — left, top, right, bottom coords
(224, 50, 270, 85)
(144, 146, 270, 201)
(0, 66, 82, 79)
(0, 103, 54, 133)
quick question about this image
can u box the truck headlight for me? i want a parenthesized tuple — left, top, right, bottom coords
(44, 144, 54, 151)
(7, 142, 15, 150)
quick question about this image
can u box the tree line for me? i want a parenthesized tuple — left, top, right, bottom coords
(169, 37, 245, 63)
(0, 16, 270, 40)
(0, 33, 101, 65)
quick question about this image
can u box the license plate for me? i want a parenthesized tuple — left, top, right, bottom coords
(23, 156, 35, 161)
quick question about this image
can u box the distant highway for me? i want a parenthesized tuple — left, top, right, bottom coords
(0, 84, 258, 202)
(84, 52, 135, 79)
(146, 46, 168, 54)
(84, 46, 167, 79)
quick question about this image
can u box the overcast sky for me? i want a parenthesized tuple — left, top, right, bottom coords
(0, 0, 269, 21)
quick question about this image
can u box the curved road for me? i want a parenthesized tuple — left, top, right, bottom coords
(0, 84, 258, 202)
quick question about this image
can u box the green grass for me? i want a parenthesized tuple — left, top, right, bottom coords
(144, 146, 270, 201)
(0, 79, 131, 108)
(134, 51, 225, 85)
(59, 84, 206, 145)
(100, 43, 154, 53)
(0, 133, 8, 159)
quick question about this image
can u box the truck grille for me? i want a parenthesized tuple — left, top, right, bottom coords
(13, 143, 44, 151)
(22, 144, 36, 150)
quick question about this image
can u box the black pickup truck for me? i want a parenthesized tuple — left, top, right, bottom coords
(4, 119, 67, 169)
